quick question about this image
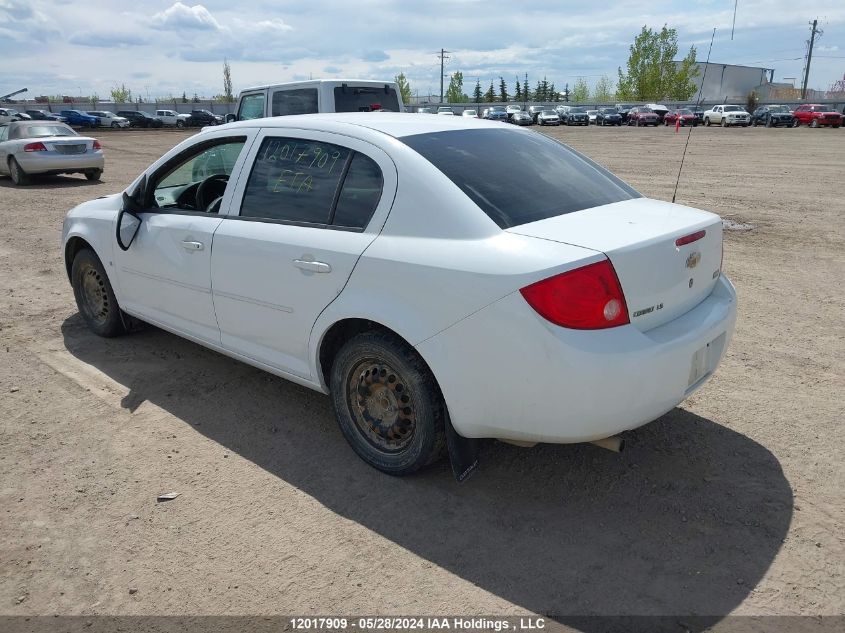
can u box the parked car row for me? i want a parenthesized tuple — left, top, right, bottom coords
(1, 108, 226, 129)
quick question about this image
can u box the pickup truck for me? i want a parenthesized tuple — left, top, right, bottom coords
(59, 110, 100, 128)
(703, 105, 750, 127)
(155, 109, 191, 128)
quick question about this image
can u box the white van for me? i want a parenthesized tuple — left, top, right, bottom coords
(229, 79, 404, 122)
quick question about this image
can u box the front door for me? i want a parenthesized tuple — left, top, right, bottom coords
(211, 130, 396, 378)
(113, 133, 255, 344)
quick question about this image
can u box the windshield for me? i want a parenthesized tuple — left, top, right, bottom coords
(769, 105, 789, 113)
(541, 110, 556, 115)
(490, 106, 506, 111)
(724, 106, 742, 112)
(401, 129, 640, 229)
(813, 105, 834, 112)
(334, 86, 400, 112)
(569, 107, 586, 113)
(601, 108, 618, 114)
(677, 109, 692, 115)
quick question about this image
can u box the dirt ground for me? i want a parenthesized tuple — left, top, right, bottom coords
(0, 124, 843, 625)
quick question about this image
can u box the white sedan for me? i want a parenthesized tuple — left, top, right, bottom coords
(1, 121, 104, 185)
(62, 113, 736, 477)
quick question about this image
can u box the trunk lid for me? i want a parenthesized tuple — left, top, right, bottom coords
(507, 198, 723, 331)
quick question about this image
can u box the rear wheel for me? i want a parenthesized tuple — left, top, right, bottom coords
(330, 331, 446, 475)
(85, 169, 102, 181)
(71, 248, 126, 337)
(8, 157, 29, 185)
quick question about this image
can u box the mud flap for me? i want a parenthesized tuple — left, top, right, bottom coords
(445, 416, 479, 482)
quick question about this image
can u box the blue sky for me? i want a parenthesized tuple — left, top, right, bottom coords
(1, 0, 843, 100)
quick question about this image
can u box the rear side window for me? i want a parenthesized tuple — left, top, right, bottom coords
(333, 86, 400, 112)
(271, 89, 318, 116)
(238, 93, 265, 120)
(240, 137, 351, 224)
(401, 129, 640, 229)
(333, 153, 383, 229)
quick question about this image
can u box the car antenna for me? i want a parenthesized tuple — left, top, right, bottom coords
(672, 27, 716, 204)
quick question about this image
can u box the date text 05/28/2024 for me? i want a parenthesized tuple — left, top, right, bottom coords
(289, 617, 546, 631)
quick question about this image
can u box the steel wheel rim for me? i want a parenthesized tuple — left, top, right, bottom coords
(79, 264, 110, 325)
(347, 358, 416, 453)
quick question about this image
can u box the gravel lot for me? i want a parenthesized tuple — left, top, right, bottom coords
(1, 124, 842, 625)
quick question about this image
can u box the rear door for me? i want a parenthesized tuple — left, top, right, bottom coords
(211, 129, 397, 378)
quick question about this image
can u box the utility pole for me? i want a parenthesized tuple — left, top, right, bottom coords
(801, 19, 822, 99)
(437, 48, 451, 103)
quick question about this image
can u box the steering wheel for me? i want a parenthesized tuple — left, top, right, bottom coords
(195, 174, 229, 212)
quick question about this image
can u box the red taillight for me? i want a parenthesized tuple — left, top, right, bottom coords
(675, 229, 706, 247)
(24, 142, 47, 152)
(520, 260, 629, 330)
(92, 140, 101, 150)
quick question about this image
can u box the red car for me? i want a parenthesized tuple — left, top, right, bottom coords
(663, 109, 698, 127)
(626, 107, 659, 126)
(792, 104, 842, 128)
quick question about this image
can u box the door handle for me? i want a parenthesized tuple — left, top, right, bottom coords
(293, 259, 332, 273)
(181, 240, 204, 251)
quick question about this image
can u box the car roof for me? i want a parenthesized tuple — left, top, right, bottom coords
(219, 112, 508, 139)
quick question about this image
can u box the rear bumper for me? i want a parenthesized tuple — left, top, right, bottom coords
(418, 275, 737, 443)
(17, 152, 104, 174)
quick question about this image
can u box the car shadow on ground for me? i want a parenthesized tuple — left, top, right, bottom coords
(0, 174, 104, 189)
(60, 315, 793, 630)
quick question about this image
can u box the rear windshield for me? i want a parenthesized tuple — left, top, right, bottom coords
(401, 129, 640, 229)
(333, 86, 400, 112)
(11, 124, 75, 139)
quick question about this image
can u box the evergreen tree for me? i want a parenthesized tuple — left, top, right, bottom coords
(523, 77, 529, 102)
(514, 77, 522, 102)
(498, 77, 508, 102)
(484, 80, 496, 102)
(549, 82, 557, 102)
(473, 80, 483, 103)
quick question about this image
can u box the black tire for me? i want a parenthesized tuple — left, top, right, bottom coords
(8, 157, 29, 185)
(704, 117, 711, 127)
(71, 248, 126, 337)
(85, 169, 102, 181)
(176, 120, 184, 128)
(765, 118, 772, 128)
(722, 118, 728, 128)
(793, 119, 800, 128)
(810, 119, 819, 128)
(330, 330, 446, 475)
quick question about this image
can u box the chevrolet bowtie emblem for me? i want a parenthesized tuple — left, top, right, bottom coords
(686, 251, 701, 269)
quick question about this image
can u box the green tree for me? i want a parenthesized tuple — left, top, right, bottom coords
(616, 25, 699, 101)
(110, 83, 132, 103)
(445, 71, 465, 103)
(395, 72, 412, 104)
(548, 82, 557, 102)
(514, 76, 522, 101)
(473, 80, 483, 103)
(523, 77, 529, 102)
(222, 58, 234, 103)
(593, 74, 615, 102)
(181, 91, 188, 103)
(498, 77, 508, 102)
(572, 77, 590, 102)
(484, 80, 496, 102)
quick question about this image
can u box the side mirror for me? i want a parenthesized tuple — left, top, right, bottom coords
(225, 113, 236, 123)
(116, 209, 141, 251)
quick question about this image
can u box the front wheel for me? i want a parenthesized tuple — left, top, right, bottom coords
(722, 118, 728, 127)
(176, 120, 184, 128)
(704, 117, 711, 126)
(330, 331, 446, 476)
(810, 119, 819, 128)
(111, 122, 119, 129)
(71, 248, 126, 337)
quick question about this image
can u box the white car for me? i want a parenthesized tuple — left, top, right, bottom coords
(155, 109, 191, 128)
(87, 111, 130, 129)
(437, 107, 454, 116)
(0, 107, 30, 123)
(461, 109, 478, 118)
(62, 113, 736, 477)
(536, 109, 561, 125)
(586, 110, 599, 124)
(703, 105, 750, 127)
(1, 120, 104, 185)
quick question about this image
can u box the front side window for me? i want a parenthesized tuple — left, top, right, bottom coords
(272, 89, 318, 116)
(401, 129, 640, 229)
(239, 93, 266, 120)
(151, 138, 247, 210)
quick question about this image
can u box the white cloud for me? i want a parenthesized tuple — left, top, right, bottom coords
(151, 2, 221, 31)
